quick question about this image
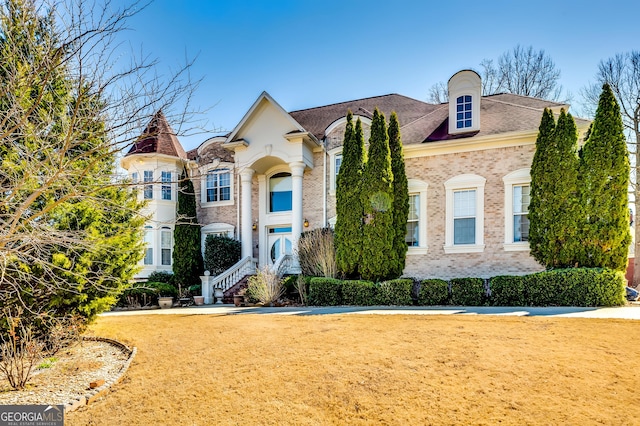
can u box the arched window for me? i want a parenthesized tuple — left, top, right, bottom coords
(269, 172, 292, 212)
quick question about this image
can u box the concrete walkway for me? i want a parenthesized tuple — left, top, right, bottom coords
(103, 303, 640, 320)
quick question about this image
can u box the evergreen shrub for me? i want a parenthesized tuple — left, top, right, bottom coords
(377, 279, 413, 305)
(341, 280, 377, 305)
(418, 279, 449, 305)
(490, 275, 527, 306)
(525, 268, 626, 307)
(204, 235, 242, 275)
(308, 278, 343, 306)
(450, 278, 486, 306)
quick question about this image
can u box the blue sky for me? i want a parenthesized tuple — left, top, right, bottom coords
(113, 0, 640, 151)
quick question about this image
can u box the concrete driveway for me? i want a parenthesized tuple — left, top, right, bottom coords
(104, 303, 640, 320)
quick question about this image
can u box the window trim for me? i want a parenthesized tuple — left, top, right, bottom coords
(328, 147, 342, 193)
(444, 174, 485, 254)
(161, 171, 172, 201)
(200, 163, 234, 207)
(407, 179, 428, 255)
(161, 227, 172, 266)
(143, 226, 153, 265)
(143, 170, 153, 200)
(200, 223, 235, 256)
(503, 168, 531, 251)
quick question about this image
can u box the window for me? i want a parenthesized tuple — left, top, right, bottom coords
(444, 174, 485, 253)
(143, 170, 153, 199)
(143, 226, 153, 265)
(456, 95, 472, 129)
(406, 194, 420, 247)
(406, 179, 428, 254)
(161, 228, 172, 266)
(131, 172, 139, 184)
(161, 171, 172, 201)
(269, 172, 292, 212)
(503, 169, 531, 251)
(513, 185, 530, 242)
(335, 154, 342, 182)
(453, 190, 476, 244)
(206, 170, 231, 202)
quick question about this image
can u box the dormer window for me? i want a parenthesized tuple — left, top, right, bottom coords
(456, 95, 472, 129)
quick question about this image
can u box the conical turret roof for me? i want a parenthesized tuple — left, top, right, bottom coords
(126, 110, 188, 159)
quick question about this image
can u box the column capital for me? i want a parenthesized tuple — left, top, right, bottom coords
(240, 167, 255, 182)
(289, 162, 306, 177)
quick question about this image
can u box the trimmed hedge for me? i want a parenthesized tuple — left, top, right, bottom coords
(341, 280, 377, 306)
(308, 277, 342, 306)
(378, 279, 414, 305)
(450, 278, 486, 306)
(418, 279, 449, 305)
(490, 275, 527, 306)
(489, 268, 626, 307)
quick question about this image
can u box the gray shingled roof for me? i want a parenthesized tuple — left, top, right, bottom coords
(288, 92, 582, 145)
(126, 111, 188, 159)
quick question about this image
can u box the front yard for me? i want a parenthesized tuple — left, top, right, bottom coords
(68, 313, 639, 425)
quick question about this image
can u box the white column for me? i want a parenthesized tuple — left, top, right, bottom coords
(240, 168, 255, 259)
(290, 162, 305, 252)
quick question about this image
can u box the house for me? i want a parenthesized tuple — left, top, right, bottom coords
(122, 70, 591, 288)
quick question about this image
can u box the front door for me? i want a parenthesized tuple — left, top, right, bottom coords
(268, 227, 293, 265)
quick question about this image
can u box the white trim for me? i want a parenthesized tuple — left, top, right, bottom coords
(407, 179, 429, 255)
(201, 222, 235, 254)
(328, 146, 342, 193)
(200, 162, 235, 207)
(325, 115, 372, 137)
(444, 174, 486, 254)
(503, 168, 531, 251)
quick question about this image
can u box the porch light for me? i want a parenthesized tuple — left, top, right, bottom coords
(303, 218, 309, 228)
(252, 220, 258, 230)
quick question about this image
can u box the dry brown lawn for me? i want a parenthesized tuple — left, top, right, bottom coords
(68, 313, 640, 425)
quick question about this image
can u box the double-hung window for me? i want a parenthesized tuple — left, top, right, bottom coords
(406, 194, 420, 247)
(143, 171, 153, 199)
(206, 169, 231, 203)
(453, 190, 476, 244)
(161, 171, 172, 201)
(444, 174, 485, 253)
(143, 226, 153, 265)
(161, 228, 172, 266)
(503, 169, 531, 251)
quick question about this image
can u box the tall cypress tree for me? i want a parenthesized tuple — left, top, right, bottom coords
(577, 84, 630, 270)
(335, 111, 365, 277)
(529, 109, 580, 268)
(172, 168, 204, 290)
(388, 112, 409, 278)
(360, 108, 395, 281)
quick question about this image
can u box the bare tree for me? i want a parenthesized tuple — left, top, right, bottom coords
(0, 0, 199, 342)
(426, 45, 565, 102)
(582, 51, 640, 286)
(497, 45, 563, 100)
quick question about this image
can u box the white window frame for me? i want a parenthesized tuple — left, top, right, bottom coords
(143, 170, 153, 200)
(328, 147, 342, 193)
(161, 227, 172, 266)
(200, 223, 235, 257)
(161, 171, 172, 201)
(444, 174, 485, 254)
(200, 163, 234, 207)
(143, 226, 153, 265)
(503, 168, 531, 251)
(407, 179, 428, 255)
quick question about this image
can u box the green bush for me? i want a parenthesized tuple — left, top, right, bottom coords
(450, 278, 486, 306)
(204, 235, 242, 275)
(308, 278, 343, 306)
(490, 275, 527, 306)
(116, 281, 178, 307)
(526, 268, 626, 307)
(341, 280, 377, 305)
(418, 279, 449, 305)
(377, 279, 413, 305)
(147, 271, 175, 285)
